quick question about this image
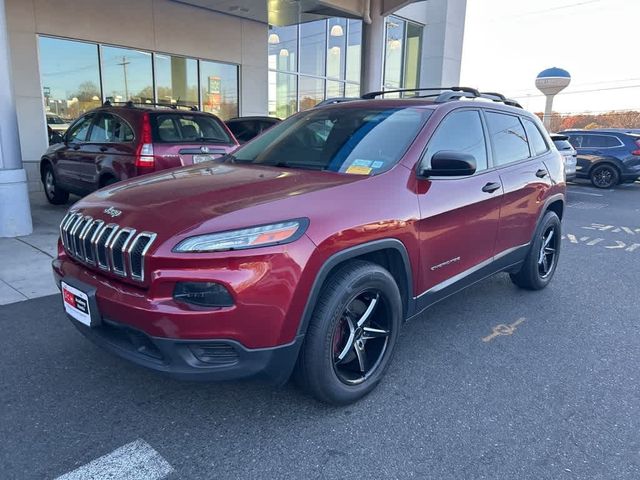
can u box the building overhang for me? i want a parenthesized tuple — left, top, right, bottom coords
(172, 0, 420, 26)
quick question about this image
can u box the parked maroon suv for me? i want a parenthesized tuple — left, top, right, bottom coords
(52, 88, 566, 404)
(40, 102, 238, 204)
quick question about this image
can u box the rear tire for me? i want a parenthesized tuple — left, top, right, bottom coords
(42, 163, 69, 205)
(295, 260, 402, 405)
(510, 211, 561, 290)
(590, 164, 619, 189)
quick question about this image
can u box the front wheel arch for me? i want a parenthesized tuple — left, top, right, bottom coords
(297, 239, 414, 338)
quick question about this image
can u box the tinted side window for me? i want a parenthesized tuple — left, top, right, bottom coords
(567, 135, 582, 148)
(153, 114, 231, 143)
(486, 112, 530, 166)
(423, 110, 488, 171)
(66, 115, 94, 143)
(89, 114, 134, 143)
(523, 119, 549, 156)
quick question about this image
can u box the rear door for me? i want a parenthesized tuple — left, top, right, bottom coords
(151, 113, 238, 170)
(53, 114, 95, 192)
(415, 108, 503, 290)
(86, 112, 137, 186)
(486, 111, 553, 256)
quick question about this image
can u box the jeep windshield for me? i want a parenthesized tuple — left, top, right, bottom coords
(229, 106, 432, 175)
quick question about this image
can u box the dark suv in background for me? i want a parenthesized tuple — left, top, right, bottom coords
(40, 102, 238, 204)
(559, 129, 640, 188)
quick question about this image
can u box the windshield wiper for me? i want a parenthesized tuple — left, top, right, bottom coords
(267, 161, 324, 171)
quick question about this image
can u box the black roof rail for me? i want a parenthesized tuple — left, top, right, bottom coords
(315, 97, 361, 107)
(361, 86, 523, 109)
(105, 101, 199, 111)
(361, 86, 480, 100)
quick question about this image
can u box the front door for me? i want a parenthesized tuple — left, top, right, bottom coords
(415, 109, 502, 296)
(54, 114, 95, 193)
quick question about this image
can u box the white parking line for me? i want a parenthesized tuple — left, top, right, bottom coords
(568, 190, 604, 197)
(55, 439, 174, 480)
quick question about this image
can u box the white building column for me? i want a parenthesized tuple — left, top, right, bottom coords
(420, 0, 467, 87)
(0, 0, 32, 237)
(361, 0, 386, 95)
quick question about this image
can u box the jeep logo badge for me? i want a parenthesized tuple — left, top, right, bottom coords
(104, 206, 122, 218)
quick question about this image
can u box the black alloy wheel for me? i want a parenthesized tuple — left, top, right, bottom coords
(331, 290, 391, 385)
(295, 260, 402, 405)
(590, 164, 619, 189)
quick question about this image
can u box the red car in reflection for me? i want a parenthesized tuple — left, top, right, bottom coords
(40, 102, 238, 204)
(52, 88, 566, 405)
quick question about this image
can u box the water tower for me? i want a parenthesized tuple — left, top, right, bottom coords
(535, 67, 571, 129)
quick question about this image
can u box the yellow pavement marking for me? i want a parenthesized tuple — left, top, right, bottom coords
(482, 317, 526, 343)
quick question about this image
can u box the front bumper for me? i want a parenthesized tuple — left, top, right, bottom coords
(68, 313, 303, 384)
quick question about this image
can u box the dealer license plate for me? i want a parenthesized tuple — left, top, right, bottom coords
(193, 154, 215, 164)
(61, 281, 93, 326)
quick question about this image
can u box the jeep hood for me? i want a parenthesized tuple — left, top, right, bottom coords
(75, 163, 361, 236)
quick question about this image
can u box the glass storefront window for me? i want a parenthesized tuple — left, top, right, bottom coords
(345, 83, 361, 98)
(101, 46, 153, 103)
(299, 20, 326, 77)
(268, 25, 297, 72)
(268, 71, 297, 118)
(384, 17, 406, 92)
(327, 18, 346, 79)
(404, 23, 423, 90)
(346, 20, 362, 83)
(38, 37, 101, 121)
(299, 76, 324, 111)
(200, 61, 239, 120)
(154, 54, 199, 106)
(327, 80, 344, 98)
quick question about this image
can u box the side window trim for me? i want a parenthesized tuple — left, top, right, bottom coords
(418, 107, 489, 176)
(482, 109, 532, 169)
(91, 112, 136, 144)
(66, 114, 94, 144)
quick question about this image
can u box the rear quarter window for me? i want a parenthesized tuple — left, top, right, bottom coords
(152, 114, 232, 144)
(485, 112, 530, 166)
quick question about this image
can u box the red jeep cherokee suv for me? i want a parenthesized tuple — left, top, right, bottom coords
(40, 102, 238, 204)
(52, 88, 566, 405)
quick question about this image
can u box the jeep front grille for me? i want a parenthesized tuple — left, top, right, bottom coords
(59, 212, 157, 282)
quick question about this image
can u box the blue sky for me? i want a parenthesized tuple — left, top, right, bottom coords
(461, 0, 639, 114)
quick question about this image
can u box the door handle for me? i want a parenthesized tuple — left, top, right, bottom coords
(99, 146, 108, 152)
(72, 145, 80, 150)
(535, 168, 548, 178)
(482, 182, 501, 193)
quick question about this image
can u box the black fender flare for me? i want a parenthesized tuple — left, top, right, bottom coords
(296, 238, 414, 337)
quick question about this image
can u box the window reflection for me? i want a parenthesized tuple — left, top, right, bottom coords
(299, 20, 326, 76)
(268, 71, 297, 118)
(200, 61, 239, 120)
(327, 18, 346, 79)
(404, 23, 423, 90)
(346, 20, 362, 83)
(38, 37, 102, 122)
(384, 17, 405, 93)
(268, 25, 297, 72)
(101, 46, 153, 104)
(327, 80, 344, 98)
(299, 76, 324, 111)
(155, 54, 198, 106)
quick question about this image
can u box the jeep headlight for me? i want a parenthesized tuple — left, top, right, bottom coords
(173, 219, 308, 253)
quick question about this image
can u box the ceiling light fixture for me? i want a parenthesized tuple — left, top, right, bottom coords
(268, 33, 280, 44)
(330, 24, 344, 37)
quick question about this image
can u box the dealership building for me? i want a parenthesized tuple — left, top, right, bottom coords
(0, 0, 467, 237)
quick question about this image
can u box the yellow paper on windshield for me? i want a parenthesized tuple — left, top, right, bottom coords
(345, 165, 372, 175)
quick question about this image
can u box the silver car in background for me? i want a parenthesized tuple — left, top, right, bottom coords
(551, 134, 577, 181)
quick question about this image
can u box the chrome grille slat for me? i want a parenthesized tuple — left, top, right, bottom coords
(109, 228, 137, 277)
(59, 213, 156, 283)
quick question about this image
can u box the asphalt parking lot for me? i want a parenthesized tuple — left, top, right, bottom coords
(1, 181, 639, 480)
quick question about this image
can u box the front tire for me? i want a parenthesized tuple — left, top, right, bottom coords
(510, 211, 561, 290)
(42, 163, 69, 205)
(590, 164, 619, 189)
(295, 260, 402, 405)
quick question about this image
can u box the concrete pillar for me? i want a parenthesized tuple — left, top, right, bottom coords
(420, 0, 467, 87)
(361, 0, 386, 95)
(0, 0, 32, 237)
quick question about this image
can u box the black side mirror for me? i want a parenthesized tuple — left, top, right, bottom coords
(50, 131, 65, 145)
(420, 151, 477, 177)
